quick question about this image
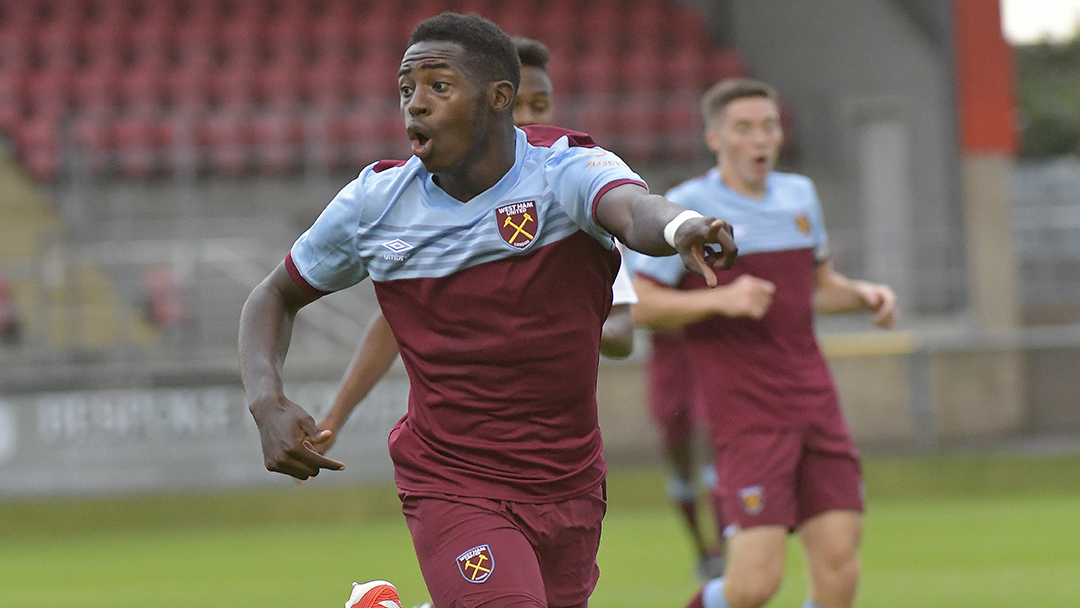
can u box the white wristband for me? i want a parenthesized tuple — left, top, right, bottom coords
(663, 210, 704, 248)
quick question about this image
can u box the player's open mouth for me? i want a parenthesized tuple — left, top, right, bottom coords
(408, 127, 432, 158)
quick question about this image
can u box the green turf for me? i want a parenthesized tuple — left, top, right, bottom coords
(2, 453, 1080, 607)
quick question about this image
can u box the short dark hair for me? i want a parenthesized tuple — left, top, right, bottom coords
(408, 12, 521, 91)
(701, 77, 778, 126)
(512, 37, 550, 71)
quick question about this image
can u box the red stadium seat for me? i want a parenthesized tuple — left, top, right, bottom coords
(573, 92, 619, 143)
(620, 46, 666, 95)
(258, 51, 308, 109)
(338, 101, 404, 166)
(112, 108, 174, 178)
(72, 55, 122, 112)
(656, 90, 704, 162)
(249, 107, 305, 174)
(211, 55, 260, 109)
(14, 113, 61, 181)
(350, 52, 400, 103)
(302, 103, 349, 172)
(611, 92, 663, 162)
(24, 61, 75, 116)
(70, 108, 115, 176)
(574, 51, 621, 97)
(195, 106, 253, 176)
(306, 56, 347, 107)
(119, 55, 171, 113)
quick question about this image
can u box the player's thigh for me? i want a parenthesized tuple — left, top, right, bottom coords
(524, 485, 605, 608)
(715, 429, 802, 530)
(402, 495, 546, 608)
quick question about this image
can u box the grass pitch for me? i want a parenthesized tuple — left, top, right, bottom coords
(2, 452, 1080, 607)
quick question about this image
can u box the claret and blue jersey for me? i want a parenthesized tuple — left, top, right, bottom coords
(628, 168, 845, 444)
(286, 125, 646, 502)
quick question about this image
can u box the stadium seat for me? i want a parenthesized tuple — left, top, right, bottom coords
(211, 55, 261, 109)
(72, 55, 123, 113)
(112, 109, 174, 178)
(24, 61, 75, 116)
(14, 113, 61, 181)
(656, 90, 703, 162)
(196, 106, 254, 176)
(249, 107, 305, 174)
(611, 93, 663, 162)
(166, 52, 216, 112)
(307, 53, 357, 108)
(119, 56, 171, 113)
(258, 51, 308, 109)
(70, 108, 115, 176)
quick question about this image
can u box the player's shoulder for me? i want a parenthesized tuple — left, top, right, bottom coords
(351, 156, 424, 196)
(665, 169, 718, 200)
(769, 171, 816, 194)
(520, 125, 598, 149)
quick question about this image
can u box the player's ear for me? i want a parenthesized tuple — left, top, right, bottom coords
(704, 125, 721, 156)
(490, 80, 515, 113)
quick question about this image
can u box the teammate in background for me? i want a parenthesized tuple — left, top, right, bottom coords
(646, 328, 726, 581)
(238, 13, 737, 608)
(314, 36, 637, 451)
(628, 78, 896, 608)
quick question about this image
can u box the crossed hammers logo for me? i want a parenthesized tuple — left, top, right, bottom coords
(503, 212, 534, 244)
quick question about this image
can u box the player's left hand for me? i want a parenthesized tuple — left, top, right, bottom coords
(675, 217, 738, 287)
(856, 282, 897, 328)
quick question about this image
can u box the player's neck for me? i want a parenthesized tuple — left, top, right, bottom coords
(433, 124, 517, 202)
(718, 166, 768, 200)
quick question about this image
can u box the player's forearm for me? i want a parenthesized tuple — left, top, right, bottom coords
(327, 315, 401, 430)
(631, 283, 723, 330)
(812, 270, 870, 315)
(238, 282, 294, 410)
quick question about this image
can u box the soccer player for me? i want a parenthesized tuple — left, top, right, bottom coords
(237, 13, 737, 608)
(313, 37, 637, 453)
(628, 78, 896, 608)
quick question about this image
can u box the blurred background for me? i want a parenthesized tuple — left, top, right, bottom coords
(0, 0, 1078, 498)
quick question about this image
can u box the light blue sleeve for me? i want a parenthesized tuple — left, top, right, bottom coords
(624, 244, 686, 288)
(545, 139, 646, 246)
(289, 173, 370, 292)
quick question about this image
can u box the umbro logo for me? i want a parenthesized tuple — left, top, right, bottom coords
(381, 239, 413, 262)
(382, 239, 414, 253)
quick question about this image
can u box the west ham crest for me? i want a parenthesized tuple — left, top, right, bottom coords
(794, 213, 812, 234)
(739, 485, 766, 516)
(496, 201, 537, 249)
(457, 544, 494, 583)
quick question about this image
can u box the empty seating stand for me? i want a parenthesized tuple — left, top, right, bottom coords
(0, 0, 753, 182)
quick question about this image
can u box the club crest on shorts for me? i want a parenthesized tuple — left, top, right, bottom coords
(794, 212, 812, 234)
(496, 201, 537, 249)
(457, 544, 494, 583)
(739, 485, 766, 515)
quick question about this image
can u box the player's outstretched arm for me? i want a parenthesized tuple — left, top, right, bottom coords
(314, 313, 401, 454)
(812, 261, 898, 328)
(239, 261, 345, 479)
(594, 183, 737, 286)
